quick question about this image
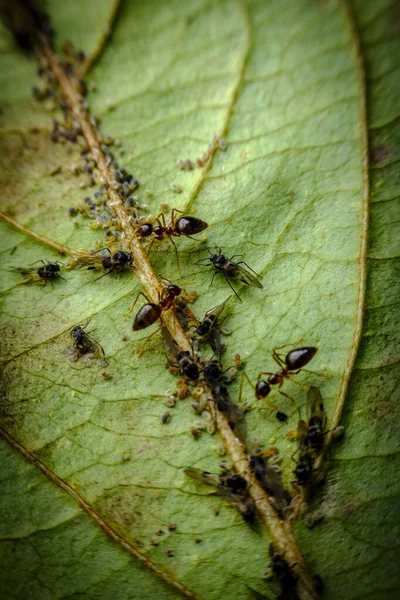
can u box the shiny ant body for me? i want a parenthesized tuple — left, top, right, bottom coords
(131, 283, 181, 331)
(135, 208, 208, 270)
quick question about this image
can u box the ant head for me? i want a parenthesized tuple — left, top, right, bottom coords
(167, 284, 181, 296)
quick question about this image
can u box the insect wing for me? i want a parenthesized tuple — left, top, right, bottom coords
(216, 484, 255, 522)
(228, 261, 263, 288)
(184, 468, 219, 488)
(13, 266, 39, 275)
(297, 419, 308, 452)
(307, 385, 323, 417)
(203, 295, 232, 323)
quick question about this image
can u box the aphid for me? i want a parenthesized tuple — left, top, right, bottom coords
(168, 524, 177, 532)
(276, 411, 288, 423)
(196, 247, 262, 301)
(13, 261, 62, 285)
(293, 452, 313, 486)
(174, 350, 200, 381)
(67, 323, 105, 361)
(74, 247, 133, 275)
(210, 380, 246, 443)
(268, 544, 299, 600)
(131, 283, 181, 331)
(135, 208, 208, 270)
(249, 454, 291, 513)
(304, 386, 327, 452)
(184, 468, 255, 523)
(254, 345, 318, 402)
(195, 296, 231, 337)
(161, 411, 171, 424)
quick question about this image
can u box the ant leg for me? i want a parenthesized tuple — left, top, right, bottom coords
(146, 237, 157, 257)
(209, 270, 217, 287)
(223, 274, 241, 302)
(256, 371, 275, 382)
(168, 236, 180, 272)
(171, 207, 186, 229)
(286, 375, 310, 393)
(239, 371, 255, 403)
(154, 212, 168, 229)
(125, 291, 152, 315)
(299, 368, 331, 379)
(137, 327, 160, 357)
(271, 350, 287, 369)
(278, 389, 297, 404)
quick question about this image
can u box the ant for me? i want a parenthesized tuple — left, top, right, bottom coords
(130, 282, 181, 331)
(240, 344, 319, 405)
(13, 260, 63, 286)
(196, 247, 263, 301)
(134, 208, 208, 270)
(66, 322, 105, 361)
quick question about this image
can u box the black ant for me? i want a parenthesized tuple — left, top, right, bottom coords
(66, 322, 105, 361)
(240, 344, 319, 405)
(134, 208, 208, 270)
(196, 247, 263, 301)
(13, 260, 63, 285)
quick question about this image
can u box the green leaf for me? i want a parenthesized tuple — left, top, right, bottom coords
(0, 1, 398, 599)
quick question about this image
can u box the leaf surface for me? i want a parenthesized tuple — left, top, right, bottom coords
(0, 1, 398, 599)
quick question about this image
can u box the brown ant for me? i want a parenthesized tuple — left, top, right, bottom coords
(13, 260, 63, 286)
(66, 322, 105, 361)
(130, 282, 182, 331)
(184, 467, 255, 523)
(134, 208, 208, 270)
(240, 344, 319, 405)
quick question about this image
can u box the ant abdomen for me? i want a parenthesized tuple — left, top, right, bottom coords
(133, 304, 161, 330)
(285, 347, 317, 370)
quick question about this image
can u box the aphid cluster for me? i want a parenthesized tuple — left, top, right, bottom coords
(10, 29, 346, 598)
(177, 135, 227, 170)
